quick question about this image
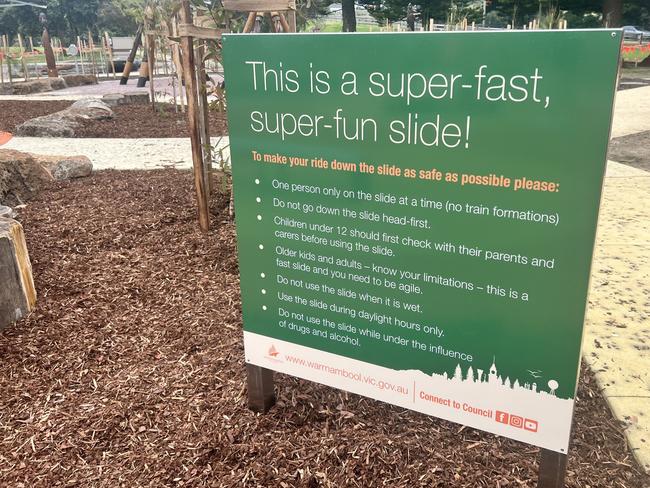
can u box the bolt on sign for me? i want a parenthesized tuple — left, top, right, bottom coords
(223, 30, 621, 454)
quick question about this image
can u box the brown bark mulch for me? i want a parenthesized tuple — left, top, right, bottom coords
(0, 100, 71, 135)
(0, 169, 648, 487)
(0, 100, 227, 138)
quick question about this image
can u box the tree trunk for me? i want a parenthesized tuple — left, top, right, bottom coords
(342, 0, 357, 32)
(602, 0, 622, 27)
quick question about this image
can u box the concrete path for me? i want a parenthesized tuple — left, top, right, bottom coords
(3, 136, 230, 171)
(585, 85, 650, 472)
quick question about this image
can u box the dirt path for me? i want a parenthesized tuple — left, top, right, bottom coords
(0, 170, 647, 487)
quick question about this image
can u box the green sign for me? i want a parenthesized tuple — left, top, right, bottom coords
(224, 30, 621, 453)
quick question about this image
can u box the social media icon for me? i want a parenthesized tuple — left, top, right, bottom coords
(510, 415, 524, 428)
(524, 419, 538, 432)
(495, 411, 509, 424)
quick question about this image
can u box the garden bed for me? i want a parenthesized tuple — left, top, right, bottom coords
(0, 100, 228, 138)
(0, 169, 647, 487)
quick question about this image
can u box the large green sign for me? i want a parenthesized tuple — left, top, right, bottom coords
(224, 30, 621, 453)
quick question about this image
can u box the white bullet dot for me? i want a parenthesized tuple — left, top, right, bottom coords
(256, 197, 261, 203)
(259, 244, 264, 250)
(262, 305, 267, 311)
(260, 273, 266, 278)
(255, 179, 260, 184)
(257, 215, 262, 221)
(261, 289, 267, 295)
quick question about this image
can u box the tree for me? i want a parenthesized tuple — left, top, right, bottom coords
(342, 0, 356, 31)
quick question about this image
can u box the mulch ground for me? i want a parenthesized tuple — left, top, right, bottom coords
(0, 100, 227, 138)
(0, 170, 648, 487)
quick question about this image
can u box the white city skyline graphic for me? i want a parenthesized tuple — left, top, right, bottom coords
(439, 358, 562, 398)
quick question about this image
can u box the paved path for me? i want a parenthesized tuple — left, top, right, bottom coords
(585, 85, 650, 472)
(4, 137, 230, 171)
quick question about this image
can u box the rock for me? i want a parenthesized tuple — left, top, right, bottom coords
(16, 115, 78, 137)
(0, 205, 15, 218)
(67, 99, 113, 120)
(0, 217, 36, 330)
(0, 149, 53, 206)
(124, 91, 150, 105)
(62, 74, 97, 87)
(11, 77, 67, 95)
(37, 155, 93, 180)
(103, 93, 126, 107)
(16, 98, 113, 137)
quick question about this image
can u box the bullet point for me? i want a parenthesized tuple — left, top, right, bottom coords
(260, 273, 266, 278)
(259, 244, 264, 250)
(261, 289, 267, 295)
(256, 197, 261, 203)
(262, 305, 267, 311)
(255, 179, 260, 184)
(257, 215, 262, 221)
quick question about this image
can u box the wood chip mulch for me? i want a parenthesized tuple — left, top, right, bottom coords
(0, 169, 648, 487)
(0, 100, 227, 138)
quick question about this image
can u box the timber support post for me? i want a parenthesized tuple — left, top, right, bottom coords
(120, 25, 143, 85)
(537, 449, 568, 488)
(179, 0, 211, 232)
(246, 364, 276, 413)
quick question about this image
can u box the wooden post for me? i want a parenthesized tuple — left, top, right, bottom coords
(42, 26, 58, 78)
(196, 42, 212, 194)
(0, 52, 4, 90)
(104, 32, 116, 79)
(246, 364, 276, 413)
(77, 36, 85, 74)
(17, 34, 29, 81)
(88, 32, 98, 78)
(243, 12, 257, 33)
(171, 17, 186, 113)
(537, 449, 568, 488)
(120, 25, 143, 84)
(3, 35, 12, 87)
(146, 33, 156, 111)
(179, 0, 210, 232)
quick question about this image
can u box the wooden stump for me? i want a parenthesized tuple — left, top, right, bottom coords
(0, 218, 36, 330)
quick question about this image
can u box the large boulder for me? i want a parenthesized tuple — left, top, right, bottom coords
(11, 77, 67, 95)
(62, 74, 97, 87)
(0, 217, 36, 330)
(16, 98, 113, 138)
(37, 154, 93, 180)
(0, 150, 53, 206)
(0, 149, 93, 206)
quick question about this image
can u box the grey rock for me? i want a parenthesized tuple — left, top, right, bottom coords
(16, 99, 113, 137)
(0, 205, 15, 219)
(62, 74, 97, 87)
(48, 156, 93, 180)
(103, 93, 126, 107)
(124, 91, 150, 105)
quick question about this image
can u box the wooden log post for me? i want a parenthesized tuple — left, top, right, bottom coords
(137, 48, 149, 88)
(104, 32, 116, 79)
(17, 34, 29, 81)
(42, 26, 58, 78)
(246, 364, 276, 413)
(120, 25, 143, 85)
(537, 449, 568, 488)
(0, 218, 36, 331)
(179, 0, 210, 232)
(147, 33, 156, 111)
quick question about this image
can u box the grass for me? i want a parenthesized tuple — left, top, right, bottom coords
(307, 20, 396, 33)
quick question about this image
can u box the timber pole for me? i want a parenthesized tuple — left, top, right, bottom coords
(42, 26, 57, 77)
(120, 24, 143, 85)
(179, 0, 210, 232)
